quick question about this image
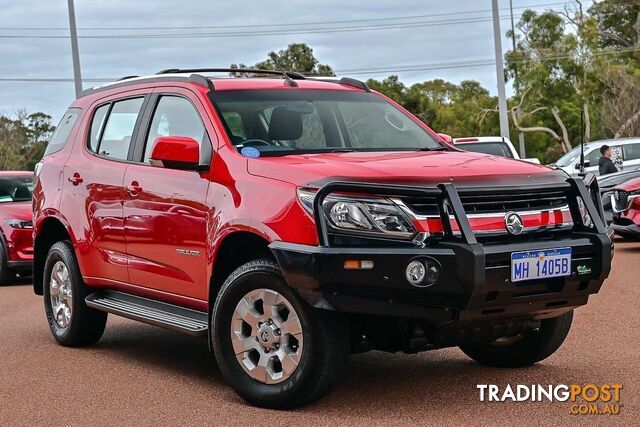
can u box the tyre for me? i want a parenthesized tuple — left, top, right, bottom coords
(460, 310, 573, 368)
(212, 258, 349, 409)
(43, 241, 107, 346)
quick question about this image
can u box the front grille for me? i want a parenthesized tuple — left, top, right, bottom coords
(402, 189, 568, 216)
(613, 190, 629, 211)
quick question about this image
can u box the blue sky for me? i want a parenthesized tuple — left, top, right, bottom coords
(0, 0, 588, 122)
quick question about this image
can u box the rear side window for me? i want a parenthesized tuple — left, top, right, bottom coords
(623, 143, 640, 161)
(89, 98, 144, 161)
(44, 109, 80, 156)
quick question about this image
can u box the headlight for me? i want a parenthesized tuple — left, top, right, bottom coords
(3, 219, 33, 229)
(297, 188, 416, 238)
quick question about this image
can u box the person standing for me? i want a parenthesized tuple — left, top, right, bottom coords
(598, 145, 618, 175)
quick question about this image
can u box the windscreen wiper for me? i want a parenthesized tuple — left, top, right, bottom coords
(415, 146, 448, 151)
(328, 148, 356, 153)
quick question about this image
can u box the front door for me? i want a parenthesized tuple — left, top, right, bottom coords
(123, 91, 211, 300)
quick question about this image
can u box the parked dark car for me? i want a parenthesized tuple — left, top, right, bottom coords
(598, 167, 640, 224)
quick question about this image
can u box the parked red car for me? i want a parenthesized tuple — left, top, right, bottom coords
(0, 171, 34, 283)
(610, 176, 640, 239)
(33, 69, 611, 408)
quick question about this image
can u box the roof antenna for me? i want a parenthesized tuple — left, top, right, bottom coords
(579, 108, 585, 176)
(268, 53, 298, 87)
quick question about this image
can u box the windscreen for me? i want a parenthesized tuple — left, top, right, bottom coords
(211, 90, 442, 155)
(555, 145, 585, 167)
(0, 176, 33, 203)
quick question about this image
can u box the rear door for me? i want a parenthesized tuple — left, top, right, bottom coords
(122, 87, 212, 300)
(62, 92, 148, 283)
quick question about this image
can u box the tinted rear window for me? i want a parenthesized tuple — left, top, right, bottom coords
(457, 141, 513, 158)
(44, 109, 80, 156)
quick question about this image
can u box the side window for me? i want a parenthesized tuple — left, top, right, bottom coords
(44, 109, 80, 156)
(623, 143, 640, 161)
(92, 98, 144, 161)
(585, 148, 601, 165)
(144, 96, 206, 163)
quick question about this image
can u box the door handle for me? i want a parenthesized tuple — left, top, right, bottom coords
(68, 173, 83, 185)
(127, 181, 142, 197)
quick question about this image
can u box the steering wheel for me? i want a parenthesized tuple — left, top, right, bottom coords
(241, 139, 271, 147)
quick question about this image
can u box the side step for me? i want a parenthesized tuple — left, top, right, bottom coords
(85, 290, 208, 336)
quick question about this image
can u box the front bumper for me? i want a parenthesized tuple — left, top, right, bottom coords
(6, 260, 32, 272)
(272, 176, 612, 326)
(270, 232, 611, 324)
(611, 222, 640, 236)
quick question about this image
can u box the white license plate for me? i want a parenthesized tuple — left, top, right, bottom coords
(510, 248, 572, 283)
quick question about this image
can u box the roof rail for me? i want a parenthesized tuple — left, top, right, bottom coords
(156, 68, 306, 80)
(117, 75, 139, 81)
(306, 76, 371, 92)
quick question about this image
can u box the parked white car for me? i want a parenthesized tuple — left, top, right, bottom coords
(552, 138, 640, 176)
(452, 136, 541, 164)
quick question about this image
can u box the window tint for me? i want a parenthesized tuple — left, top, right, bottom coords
(0, 176, 33, 203)
(623, 143, 640, 161)
(88, 104, 109, 152)
(96, 98, 144, 160)
(457, 141, 513, 158)
(44, 109, 80, 156)
(144, 96, 205, 163)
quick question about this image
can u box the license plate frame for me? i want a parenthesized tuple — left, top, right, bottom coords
(510, 247, 572, 283)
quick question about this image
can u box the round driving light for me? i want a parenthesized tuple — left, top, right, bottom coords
(406, 260, 426, 286)
(406, 258, 441, 287)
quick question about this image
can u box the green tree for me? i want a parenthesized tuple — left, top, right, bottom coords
(232, 43, 334, 76)
(0, 111, 54, 171)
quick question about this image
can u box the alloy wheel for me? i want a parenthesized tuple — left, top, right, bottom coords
(49, 261, 73, 328)
(230, 288, 303, 384)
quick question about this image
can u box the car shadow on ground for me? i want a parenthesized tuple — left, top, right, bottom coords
(2, 277, 32, 286)
(614, 240, 640, 253)
(90, 319, 589, 412)
(95, 320, 221, 382)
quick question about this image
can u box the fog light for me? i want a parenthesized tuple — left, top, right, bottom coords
(406, 258, 440, 287)
(406, 260, 426, 285)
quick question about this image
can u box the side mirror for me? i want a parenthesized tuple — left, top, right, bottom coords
(437, 133, 454, 145)
(575, 160, 591, 169)
(150, 136, 207, 171)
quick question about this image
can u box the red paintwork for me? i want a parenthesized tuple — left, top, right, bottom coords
(436, 133, 454, 145)
(615, 177, 640, 227)
(33, 76, 567, 311)
(414, 209, 572, 234)
(0, 199, 33, 262)
(151, 136, 200, 165)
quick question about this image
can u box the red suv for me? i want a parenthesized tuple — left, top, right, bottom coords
(610, 176, 640, 239)
(33, 69, 612, 408)
(0, 171, 34, 283)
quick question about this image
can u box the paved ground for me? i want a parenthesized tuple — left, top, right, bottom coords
(1, 241, 638, 426)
